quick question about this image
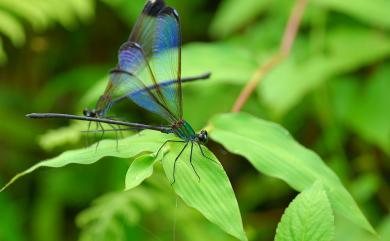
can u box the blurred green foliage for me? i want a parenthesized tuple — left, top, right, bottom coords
(0, 0, 389, 240)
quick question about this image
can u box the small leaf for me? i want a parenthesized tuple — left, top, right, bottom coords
(162, 141, 247, 241)
(209, 112, 375, 234)
(275, 181, 334, 241)
(0, 130, 166, 192)
(125, 154, 156, 190)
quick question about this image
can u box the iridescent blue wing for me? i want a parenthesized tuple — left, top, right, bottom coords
(96, 68, 176, 122)
(115, 0, 182, 122)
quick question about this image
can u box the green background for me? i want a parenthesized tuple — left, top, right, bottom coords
(0, 0, 389, 240)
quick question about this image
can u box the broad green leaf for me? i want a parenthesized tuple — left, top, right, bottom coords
(315, 0, 390, 28)
(182, 43, 257, 84)
(260, 27, 390, 116)
(210, 0, 271, 38)
(209, 112, 375, 234)
(0, 130, 165, 192)
(162, 141, 247, 241)
(275, 181, 334, 241)
(334, 214, 390, 241)
(2, 129, 246, 240)
(125, 154, 156, 190)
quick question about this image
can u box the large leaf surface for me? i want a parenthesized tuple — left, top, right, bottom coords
(1, 130, 246, 241)
(209, 112, 375, 234)
(0, 131, 165, 192)
(161, 141, 247, 241)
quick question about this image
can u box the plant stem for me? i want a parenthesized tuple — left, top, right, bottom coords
(231, 0, 308, 112)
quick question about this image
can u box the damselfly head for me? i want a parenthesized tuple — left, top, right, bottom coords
(197, 130, 208, 144)
(83, 108, 102, 118)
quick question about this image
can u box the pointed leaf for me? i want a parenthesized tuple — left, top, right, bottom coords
(0, 131, 165, 192)
(209, 112, 375, 234)
(125, 154, 156, 190)
(162, 142, 247, 241)
(275, 181, 334, 241)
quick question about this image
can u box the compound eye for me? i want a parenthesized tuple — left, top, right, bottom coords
(83, 108, 90, 117)
(198, 130, 208, 144)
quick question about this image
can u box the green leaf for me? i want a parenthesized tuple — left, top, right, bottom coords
(209, 112, 375, 234)
(182, 43, 257, 85)
(0, 0, 49, 30)
(2, 129, 246, 240)
(162, 141, 247, 241)
(0, 10, 25, 46)
(0, 130, 165, 192)
(345, 65, 390, 155)
(125, 154, 156, 190)
(77, 188, 158, 241)
(275, 181, 334, 241)
(210, 0, 271, 38)
(260, 27, 390, 116)
(38, 123, 85, 151)
(315, 0, 390, 28)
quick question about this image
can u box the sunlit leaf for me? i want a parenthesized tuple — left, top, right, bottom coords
(275, 181, 334, 241)
(209, 112, 375, 234)
(0, 130, 165, 192)
(1, 128, 246, 240)
(162, 141, 247, 241)
(125, 154, 156, 190)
